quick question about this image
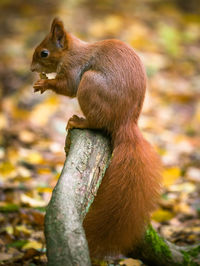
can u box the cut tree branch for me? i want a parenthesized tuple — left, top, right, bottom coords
(45, 129, 111, 266)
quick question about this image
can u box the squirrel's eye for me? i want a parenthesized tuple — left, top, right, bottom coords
(40, 50, 49, 58)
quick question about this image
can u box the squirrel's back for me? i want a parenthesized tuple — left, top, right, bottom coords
(80, 39, 147, 125)
(91, 39, 146, 91)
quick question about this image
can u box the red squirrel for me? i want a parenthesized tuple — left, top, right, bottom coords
(31, 18, 162, 258)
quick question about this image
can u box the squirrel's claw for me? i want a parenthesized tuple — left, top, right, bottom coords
(66, 115, 89, 130)
(33, 79, 47, 94)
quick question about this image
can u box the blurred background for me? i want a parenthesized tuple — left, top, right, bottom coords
(0, 0, 200, 265)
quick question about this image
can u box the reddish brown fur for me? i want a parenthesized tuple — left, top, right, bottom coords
(31, 18, 162, 258)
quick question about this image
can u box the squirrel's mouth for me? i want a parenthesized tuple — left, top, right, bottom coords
(31, 62, 57, 79)
(30, 63, 55, 74)
(40, 72, 57, 79)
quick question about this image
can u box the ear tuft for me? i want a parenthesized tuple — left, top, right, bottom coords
(51, 17, 63, 32)
(50, 17, 66, 48)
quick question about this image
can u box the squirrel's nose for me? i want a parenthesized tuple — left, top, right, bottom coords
(31, 63, 39, 72)
(31, 65, 36, 72)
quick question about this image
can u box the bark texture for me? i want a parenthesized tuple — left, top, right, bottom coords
(45, 129, 200, 266)
(45, 129, 111, 266)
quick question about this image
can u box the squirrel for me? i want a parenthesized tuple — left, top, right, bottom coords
(31, 17, 162, 258)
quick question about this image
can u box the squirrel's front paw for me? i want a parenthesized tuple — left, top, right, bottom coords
(33, 79, 48, 94)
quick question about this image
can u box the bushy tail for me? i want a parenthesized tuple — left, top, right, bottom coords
(83, 123, 162, 258)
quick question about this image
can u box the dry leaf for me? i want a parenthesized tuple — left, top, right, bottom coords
(24, 151, 43, 164)
(152, 209, 174, 222)
(170, 182, 196, 193)
(0, 113, 8, 130)
(16, 225, 33, 235)
(29, 96, 60, 126)
(186, 167, 200, 182)
(22, 240, 43, 250)
(120, 258, 142, 266)
(173, 203, 195, 215)
(0, 252, 14, 262)
(0, 162, 16, 179)
(21, 194, 46, 207)
(19, 130, 36, 144)
(163, 167, 181, 187)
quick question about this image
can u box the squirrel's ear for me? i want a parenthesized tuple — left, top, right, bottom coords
(50, 17, 67, 48)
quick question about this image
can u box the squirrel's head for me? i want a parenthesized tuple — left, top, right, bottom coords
(31, 18, 68, 73)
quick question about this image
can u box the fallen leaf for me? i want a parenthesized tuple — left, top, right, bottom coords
(20, 194, 46, 207)
(0, 247, 23, 262)
(152, 209, 174, 222)
(0, 161, 16, 179)
(0, 203, 20, 212)
(0, 113, 8, 130)
(186, 167, 200, 182)
(24, 151, 43, 164)
(173, 202, 195, 215)
(17, 166, 31, 178)
(170, 182, 196, 193)
(31, 211, 44, 226)
(163, 167, 181, 187)
(16, 225, 33, 235)
(37, 167, 52, 175)
(22, 240, 43, 250)
(36, 186, 52, 193)
(4, 226, 14, 235)
(29, 96, 60, 126)
(120, 258, 142, 266)
(8, 240, 28, 249)
(19, 130, 36, 144)
(0, 252, 14, 262)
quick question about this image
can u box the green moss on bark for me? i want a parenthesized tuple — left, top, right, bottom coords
(180, 245, 200, 266)
(187, 245, 200, 258)
(180, 250, 198, 266)
(144, 225, 200, 266)
(145, 225, 172, 258)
